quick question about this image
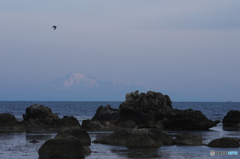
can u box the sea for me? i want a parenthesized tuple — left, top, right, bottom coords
(0, 101, 239, 159)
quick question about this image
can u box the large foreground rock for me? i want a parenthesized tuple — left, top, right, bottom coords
(118, 91, 173, 128)
(39, 127, 91, 158)
(55, 127, 91, 145)
(207, 137, 240, 147)
(38, 139, 90, 159)
(174, 133, 202, 145)
(163, 109, 220, 130)
(222, 110, 240, 129)
(93, 128, 173, 147)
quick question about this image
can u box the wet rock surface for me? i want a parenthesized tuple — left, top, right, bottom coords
(92, 105, 119, 124)
(162, 109, 220, 130)
(81, 119, 122, 131)
(93, 128, 172, 147)
(0, 113, 25, 131)
(148, 129, 174, 145)
(207, 137, 240, 147)
(38, 139, 87, 159)
(116, 120, 137, 129)
(222, 110, 240, 129)
(38, 127, 92, 158)
(173, 133, 202, 145)
(55, 127, 91, 145)
(60, 116, 81, 128)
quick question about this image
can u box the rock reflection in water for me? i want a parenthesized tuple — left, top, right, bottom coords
(111, 147, 161, 158)
(26, 134, 52, 141)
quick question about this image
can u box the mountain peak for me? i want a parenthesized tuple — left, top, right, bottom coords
(63, 73, 99, 87)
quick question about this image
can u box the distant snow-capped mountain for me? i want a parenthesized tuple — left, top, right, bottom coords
(30, 73, 146, 101)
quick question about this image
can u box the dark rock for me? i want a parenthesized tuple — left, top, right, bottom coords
(88, 90, 219, 131)
(81, 119, 121, 131)
(156, 121, 165, 129)
(92, 105, 119, 123)
(61, 116, 81, 128)
(92, 128, 162, 147)
(148, 129, 173, 145)
(0, 113, 17, 125)
(55, 127, 91, 145)
(22, 104, 61, 130)
(163, 109, 220, 130)
(207, 137, 240, 147)
(29, 140, 39, 143)
(0, 113, 25, 131)
(22, 105, 82, 131)
(116, 120, 137, 129)
(0, 113, 18, 129)
(38, 139, 88, 159)
(23, 104, 59, 121)
(120, 90, 172, 113)
(222, 110, 240, 128)
(81, 119, 102, 131)
(174, 133, 202, 145)
(118, 91, 172, 128)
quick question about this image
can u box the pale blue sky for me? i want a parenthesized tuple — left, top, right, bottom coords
(1, 1, 240, 101)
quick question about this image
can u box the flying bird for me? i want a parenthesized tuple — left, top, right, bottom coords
(52, 25, 57, 30)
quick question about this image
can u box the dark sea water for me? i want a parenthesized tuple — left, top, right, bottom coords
(0, 101, 239, 159)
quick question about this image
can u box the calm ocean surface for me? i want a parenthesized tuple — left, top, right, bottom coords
(0, 101, 239, 159)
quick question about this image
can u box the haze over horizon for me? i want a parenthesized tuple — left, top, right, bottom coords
(1, 1, 240, 102)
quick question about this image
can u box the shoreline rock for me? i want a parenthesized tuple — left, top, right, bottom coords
(88, 91, 220, 131)
(207, 137, 240, 147)
(173, 133, 202, 145)
(55, 127, 91, 145)
(118, 91, 173, 128)
(162, 109, 220, 130)
(38, 127, 92, 158)
(0, 113, 25, 131)
(38, 139, 88, 159)
(22, 104, 81, 132)
(93, 128, 163, 147)
(222, 110, 240, 129)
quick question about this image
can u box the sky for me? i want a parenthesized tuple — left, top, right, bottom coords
(1, 1, 240, 101)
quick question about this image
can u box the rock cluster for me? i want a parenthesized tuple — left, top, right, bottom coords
(93, 128, 205, 147)
(84, 90, 220, 130)
(22, 104, 80, 131)
(93, 128, 172, 147)
(1, 90, 238, 159)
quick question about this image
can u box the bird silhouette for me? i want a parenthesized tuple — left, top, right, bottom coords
(52, 25, 57, 30)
